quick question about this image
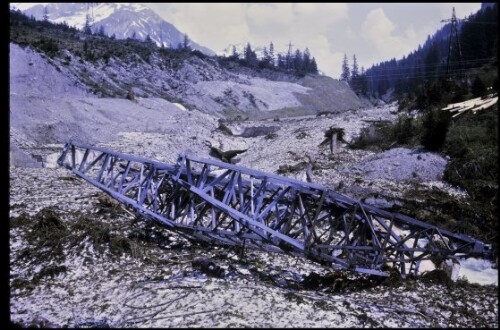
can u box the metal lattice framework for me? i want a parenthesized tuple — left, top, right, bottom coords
(58, 141, 492, 277)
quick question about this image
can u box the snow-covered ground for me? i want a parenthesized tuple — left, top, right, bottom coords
(459, 258, 498, 286)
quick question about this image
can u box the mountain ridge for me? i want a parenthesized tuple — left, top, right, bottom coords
(9, 9, 364, 119)
(18, 3, 215, 55)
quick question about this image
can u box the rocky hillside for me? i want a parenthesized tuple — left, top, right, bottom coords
(9, 9, 363, 118)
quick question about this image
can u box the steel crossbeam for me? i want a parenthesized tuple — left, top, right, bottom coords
(58, 141, 492, 277)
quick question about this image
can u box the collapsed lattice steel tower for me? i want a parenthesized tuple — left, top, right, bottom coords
(58, 141, 492, 277)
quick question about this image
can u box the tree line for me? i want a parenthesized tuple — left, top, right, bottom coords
(363, 3, 498, 98)
(340, 53, 369, 95)
(224, 41, 318, 76)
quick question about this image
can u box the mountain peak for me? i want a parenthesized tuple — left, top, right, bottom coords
(19, 3, 214, 55)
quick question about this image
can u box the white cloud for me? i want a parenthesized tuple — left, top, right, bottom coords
(361, 8, 413, 64)
(404, 25, 417, 40)
(149, 3, 250, 50)
(10, 3, 43, 11)
(246, 3, 294, 27)
(293, 3, 349, 24)
(437, 3, 482, 20)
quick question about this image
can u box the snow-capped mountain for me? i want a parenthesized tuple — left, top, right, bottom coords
(17, 3, 214, 55)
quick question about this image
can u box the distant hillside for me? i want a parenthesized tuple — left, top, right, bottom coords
(18, 3, 215, 55)
(9, 9, 363, 117)
(365, 3, 498, 98)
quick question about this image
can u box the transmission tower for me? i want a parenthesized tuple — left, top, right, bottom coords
(87, 3, 97, 27)
(441, 7, 467, 79)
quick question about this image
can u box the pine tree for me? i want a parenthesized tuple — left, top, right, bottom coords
(341, 54, 350, 81)
(268, 42, 275, 66)
(293, 49, 303, 72)
(359, 66, 368, 95)
(277, 53, 285, 69)
(303, 48, 311, 73)
(230, 45, 239, 60)
(97, 25, 106, 37)
(351, 54, 359, 78)
(310, 57, 318, 74)
(244, 43, 257, 67)
(351, 54, 360, 92)
(183, 34, 190, 50)
(262, 46, 270, 68)
(83, 14, 92, 34)
(243, 42, 250, 59)
(262, 46, 268, 61)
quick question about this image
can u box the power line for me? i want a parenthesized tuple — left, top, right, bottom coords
(463, 21, 498, 25)
(366, 57, 494, 72)
(364, 67, 486, 82)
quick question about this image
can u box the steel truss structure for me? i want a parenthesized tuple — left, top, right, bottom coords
(58, 141, 492, 277)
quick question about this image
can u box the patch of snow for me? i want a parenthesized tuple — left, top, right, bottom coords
(459, 258, 498, 286)
(173, 103, 187, 111)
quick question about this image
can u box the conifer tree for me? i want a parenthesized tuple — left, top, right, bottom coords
(277, 53, 285, 69)
(83, 14, 92, 34)
(262, 46, 269, 66)
(183, 34, 191, 50)
(351, 54, 359, 79)
(268, 42, 275, 66)
(244, 43, 258, 67)
(341, 54, 350, 81)
(293, 49, 303, 71)
(351, 54, 360, 92)
(97, 25, 106, 37)
(231, 45, 239, 59)
(303, 48, 311, 72)
(310, 57, 318, 74)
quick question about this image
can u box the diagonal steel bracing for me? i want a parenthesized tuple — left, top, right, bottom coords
(58, 141, 492, 277)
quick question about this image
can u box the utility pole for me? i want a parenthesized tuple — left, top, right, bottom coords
(441, 7, 467, 79)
